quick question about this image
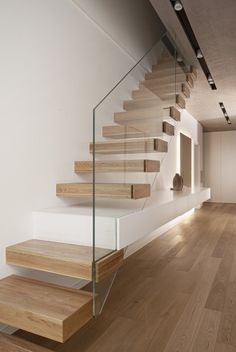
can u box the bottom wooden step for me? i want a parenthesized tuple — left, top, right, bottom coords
(0, 275, 92, 343)
(57, 183, 151, 200)
(0, 332, 52, 352)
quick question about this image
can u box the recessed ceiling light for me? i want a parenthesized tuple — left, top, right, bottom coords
(174, 1, 183, 11)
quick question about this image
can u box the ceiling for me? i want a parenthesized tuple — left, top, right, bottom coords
(150, 0, 236, 132)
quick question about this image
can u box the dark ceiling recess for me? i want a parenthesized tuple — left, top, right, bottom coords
(219, 102, 232, 125)
(169, 0, 217, 90)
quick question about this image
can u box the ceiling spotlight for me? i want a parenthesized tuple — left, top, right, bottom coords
(219, 102, 232, 125)
(174, 1, 183, 11)
(207, 74, 214, 84)
(196, 49, 203, 59)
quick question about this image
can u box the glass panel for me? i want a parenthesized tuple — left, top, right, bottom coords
(91, 32, 190, 316)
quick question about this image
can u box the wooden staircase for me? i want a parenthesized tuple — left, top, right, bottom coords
(0, 48, 197, 350)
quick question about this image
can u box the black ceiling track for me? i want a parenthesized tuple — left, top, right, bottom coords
(169, 0, 217, 90)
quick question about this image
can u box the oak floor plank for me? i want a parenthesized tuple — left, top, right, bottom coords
(215, 343, 236, 351)
(216, 282, 236, 347)
(189, 309, 221, 352)
(163, 257, 220, 352)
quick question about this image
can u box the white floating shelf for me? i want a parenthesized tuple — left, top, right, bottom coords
(33, 188, 210, 250)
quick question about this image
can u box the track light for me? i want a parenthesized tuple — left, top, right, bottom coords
(207, 74, 214, 83)
(219, 102, 232, 125)
(196, 49, 203, 59)
(169, 0, 217, 89)
(174, 1, 183, 11)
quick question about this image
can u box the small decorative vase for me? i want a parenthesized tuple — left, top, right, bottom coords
(171, 173, 183, 191)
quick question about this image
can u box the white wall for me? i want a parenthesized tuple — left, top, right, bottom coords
(204, 130, 236, 203)
(0, 0, 165, 279)
(73, 0, 165, 61)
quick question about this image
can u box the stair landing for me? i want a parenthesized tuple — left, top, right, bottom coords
(0, 275, 92, 343)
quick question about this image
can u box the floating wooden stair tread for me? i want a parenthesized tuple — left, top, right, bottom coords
(6, 240, 124, 282)
(57, 183, 151, 199)
(141, 76, 187, 88)
(0, 275, 92, 343)
(131, 88, 186, 109)
(103, 124, 162, 139)
(151, 65, 186, 77)
(163, 121, 175, 136)
(89, 138, 168, 154)
(140, 82, 190, 99)
(145, 71, 186, 81)
(0, 332, 52, 352)
(160, 94, 186, 110)
(123, 97, 161, 111)
(114, 106, 180, 124)
(74, 160, 160, 172)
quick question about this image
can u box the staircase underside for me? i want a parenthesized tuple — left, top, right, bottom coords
(0, 275, 92, 343)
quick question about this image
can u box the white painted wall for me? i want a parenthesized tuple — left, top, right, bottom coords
(204, 130, 236, 203)
(73, 0, 165, 61)
(0, 0, 165, 280)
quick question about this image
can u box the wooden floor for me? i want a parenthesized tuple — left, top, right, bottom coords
(15, 203, 236, 351)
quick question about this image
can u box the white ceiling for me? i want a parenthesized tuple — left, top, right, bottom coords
(150, 0, 236, 131)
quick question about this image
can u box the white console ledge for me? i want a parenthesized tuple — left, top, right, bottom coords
(33, 187, 210, 250)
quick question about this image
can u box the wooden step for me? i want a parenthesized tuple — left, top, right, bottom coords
(6, 240, 124, 282)
(152, 60, 181, 71)
(114, 107, 163, 125)
(0, 332, 52, 352)
(123, 97, 161, 111)
(161, 94, 186, 109)
(151, 65, 186, 77)
(103, 120, 175, 139)
(103, 123, 162, 139)
(140, 82, 190, 99)
(132, 87, 187, 108)
(74, 160, 160, 172)
(57, 183, 151, 199)
(114, 106, 180, 124)
(145, 71, 186, 81)
(142, 75, 187, 87)
(163, 121, 175, 136)
(0, 275, 92, 342)
(186, 73, 194, 88)
(89, 138, 168, 154)
(190, 65, 197, 80)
